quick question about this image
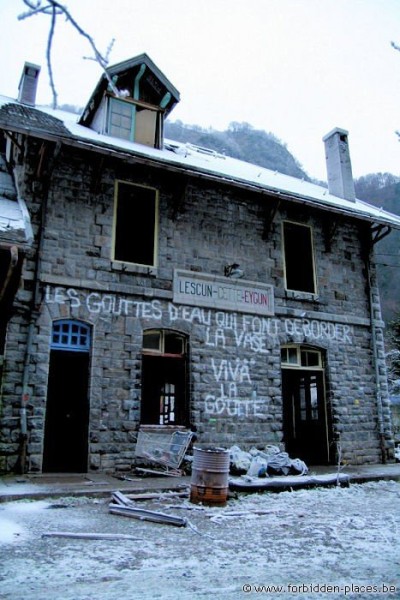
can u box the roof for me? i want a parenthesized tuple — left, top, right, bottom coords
(0, 153, 33, 247)
(1, 94, 400, 231)
(79, 53, 180, 127)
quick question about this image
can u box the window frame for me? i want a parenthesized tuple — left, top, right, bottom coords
(107, 95, 162, 147)
(112, 180, 159, 268)
(282, 220, 317, 295)
(281, 345, 323, 370)
(143, 329, 186, 357)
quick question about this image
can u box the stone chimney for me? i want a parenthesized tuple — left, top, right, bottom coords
(323, 128, 356, 202)
(18, 62, 41, 106)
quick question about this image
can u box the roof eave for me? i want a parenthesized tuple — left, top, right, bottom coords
(1, 120, 399, 232)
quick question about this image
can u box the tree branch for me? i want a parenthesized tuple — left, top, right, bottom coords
(47, 5, 58, 109)
(18, 0, 119, 107)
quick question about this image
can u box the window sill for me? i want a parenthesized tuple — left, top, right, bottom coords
(285, 290, 319, 302)
(111, 261, 157, 277)
(139, 424, 188, 431)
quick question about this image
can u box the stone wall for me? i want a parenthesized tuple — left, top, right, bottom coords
(0, 141, 393, 472)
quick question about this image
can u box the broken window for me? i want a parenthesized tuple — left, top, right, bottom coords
(141, 330, 188, 426)
(113, 181, 158, 267)
(283, 221, 316, 294)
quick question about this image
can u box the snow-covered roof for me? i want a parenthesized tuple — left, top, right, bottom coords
(0, 152, 32, 246)
(1, 94, 400, 230)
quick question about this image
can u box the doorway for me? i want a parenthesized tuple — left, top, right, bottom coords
(42, 320, 91, 473)
(281, 346, 331, 464)
(141, 329, 189, 426)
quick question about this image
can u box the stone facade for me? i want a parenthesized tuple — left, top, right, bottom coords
(0, 137, 394, 473)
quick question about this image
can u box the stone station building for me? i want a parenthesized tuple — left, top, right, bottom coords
(1, 55, 400, 474)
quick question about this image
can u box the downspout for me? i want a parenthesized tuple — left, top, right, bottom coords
(365, 225, 391, 463)
(0, 246, 19, 418)
(17, 141, 60, 473)
(132, 64, 146, 140)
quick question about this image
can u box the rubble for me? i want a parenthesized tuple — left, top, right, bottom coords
(229, 444, 308, 477)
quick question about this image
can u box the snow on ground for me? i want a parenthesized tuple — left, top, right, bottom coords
(0, 481, 399, 600)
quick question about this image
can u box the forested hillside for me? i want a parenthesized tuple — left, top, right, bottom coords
(354, 174, 400, 323)
(165, 120, 400, 323)
(164, 121, 308, 180)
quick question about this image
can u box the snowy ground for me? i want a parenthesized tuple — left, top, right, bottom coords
(0, 480, 399, 600)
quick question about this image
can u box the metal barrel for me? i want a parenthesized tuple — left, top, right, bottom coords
(190, 446, 230, 505)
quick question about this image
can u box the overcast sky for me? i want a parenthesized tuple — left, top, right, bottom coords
(0, 0, 399, 181)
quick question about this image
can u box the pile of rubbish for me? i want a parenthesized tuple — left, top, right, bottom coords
(229, 445, 308, 478)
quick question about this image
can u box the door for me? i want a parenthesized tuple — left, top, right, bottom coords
(282, 369, 329, 464)
(43, 320, 91, 472)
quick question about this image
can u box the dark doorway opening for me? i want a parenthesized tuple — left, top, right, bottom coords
(141, 355, 187, 425)
(141, 330, 189, 426)
(282, 369, 330, 465)
(43, 320, 91, 473)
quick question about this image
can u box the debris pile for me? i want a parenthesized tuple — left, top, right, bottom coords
(229, 445, 308, 478)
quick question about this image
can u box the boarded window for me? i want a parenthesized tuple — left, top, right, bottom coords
(113, 181, 158, 266)
(283, 222, 316, 293)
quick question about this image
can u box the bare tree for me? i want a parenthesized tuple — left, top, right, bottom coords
(18, 0, 118, 108)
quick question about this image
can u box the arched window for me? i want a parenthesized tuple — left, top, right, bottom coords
(51, 320, 91, 352)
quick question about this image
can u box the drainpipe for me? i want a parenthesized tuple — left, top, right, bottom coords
(365, 230, 390, 463)
(132, 64, 146, 140)
(16, 141, 60, 473)
(134, 64, 146, 100)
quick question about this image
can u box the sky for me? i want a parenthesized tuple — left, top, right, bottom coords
(0, 0, 399, 181)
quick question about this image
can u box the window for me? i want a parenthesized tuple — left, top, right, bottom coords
(113, 181, 158, 267)
(143, 330, 185, 355)
(51, 320, 91, 352)
(281, 346, 322, 369)
(283, 222, 316, 294)
(108, 97, 160, 147)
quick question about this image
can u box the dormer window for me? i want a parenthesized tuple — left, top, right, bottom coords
(107, 95, 161, 147)
(79, 54, 180, 150)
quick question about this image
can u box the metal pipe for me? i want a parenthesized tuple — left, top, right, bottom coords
(365, 240, 386, 463)
(131, 64, 146, 141)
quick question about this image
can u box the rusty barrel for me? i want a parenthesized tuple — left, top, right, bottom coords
(190, 446, 230, 505)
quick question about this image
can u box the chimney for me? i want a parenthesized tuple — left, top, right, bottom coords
(323, 127, 356, 202)
(18, 62, 41, 106)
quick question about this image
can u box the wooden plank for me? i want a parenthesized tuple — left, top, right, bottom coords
(124, 491, 189, 501)
(42, 532, 141, 541)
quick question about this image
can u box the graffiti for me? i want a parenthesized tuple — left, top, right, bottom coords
(211, 358, 253, 384)
(45, 285, 354, 346)
(45, 286, 162, 319)
(204, 359, 262, 418)
(204, 384, 265, 418)
(284, 318, 352, 344)
(45, 284, 356, 421)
